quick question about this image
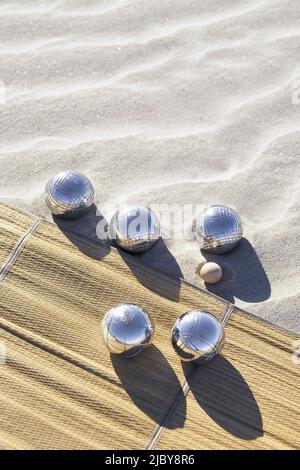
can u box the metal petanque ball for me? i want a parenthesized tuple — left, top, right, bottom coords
(194, 205, 243, 254)
(171, 310, 225, 365)
(101, 304, 154, 358)
(45, 170, 94, 219)
(109, 205, 160, 253)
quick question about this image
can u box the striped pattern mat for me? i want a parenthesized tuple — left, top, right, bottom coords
(0, 202, 299, 450)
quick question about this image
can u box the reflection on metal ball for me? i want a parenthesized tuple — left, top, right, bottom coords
(109, 205, 160, 253)
(194, 205, 243, 254)
(45, 170, 94, 219)
(171, 310, 225, 364)
(101, 304, 154, 358)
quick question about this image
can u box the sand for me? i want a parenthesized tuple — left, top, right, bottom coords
(0, 0, 299, 333)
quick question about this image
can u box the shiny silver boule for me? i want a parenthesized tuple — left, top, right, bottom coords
(45, 170, 94, 219)
(194, 205, 243, 254)
(101, 304, 154, 358)
(109, 205, 160, 253)
(171, 310, 225, 364)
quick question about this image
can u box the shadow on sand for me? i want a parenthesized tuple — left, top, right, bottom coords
(203, 238, 271, 304)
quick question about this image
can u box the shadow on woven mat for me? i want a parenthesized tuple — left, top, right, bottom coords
(53, 204, 111, 259)
(121, 239, 183, 302)
(111, 345, 187, 429)
(204, 238, 271, 305)
(54, 205, 183, 302)
(182, 357, 263, 440)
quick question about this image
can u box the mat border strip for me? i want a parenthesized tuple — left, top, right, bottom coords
(221, 304, 234, 327)
(145, 375, 191, 450)
(0, 218, 43, 282)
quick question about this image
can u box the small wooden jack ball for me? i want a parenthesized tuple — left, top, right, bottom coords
(200, 262, 222, 284)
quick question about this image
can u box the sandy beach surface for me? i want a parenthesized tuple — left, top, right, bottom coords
(0, 0, 299, 333)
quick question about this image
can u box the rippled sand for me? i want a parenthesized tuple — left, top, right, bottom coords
(0, 0, 300, 333)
